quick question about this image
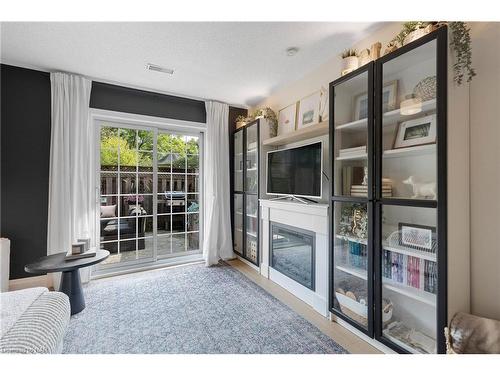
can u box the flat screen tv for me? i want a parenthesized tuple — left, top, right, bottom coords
(266, 141, 322, 199)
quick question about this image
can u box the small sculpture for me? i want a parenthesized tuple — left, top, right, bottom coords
(403, 176, 437, 200)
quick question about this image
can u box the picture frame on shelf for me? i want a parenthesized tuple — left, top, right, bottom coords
(277, 102, 297, 136)
(297, 91, 321, 129)
(353, 80, 398, 121)
(319, 86, 329, 122)
(398, 222, 436, 252)
(393, 114, 436, 149)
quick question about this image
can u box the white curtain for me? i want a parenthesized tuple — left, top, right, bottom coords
(203, 101, 234, 265)
(47, 72, 94, 288)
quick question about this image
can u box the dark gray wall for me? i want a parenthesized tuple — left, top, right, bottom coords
(90, 81, 206, 123)
(1, 64, 52, 279)
(1, 64, 245, 280)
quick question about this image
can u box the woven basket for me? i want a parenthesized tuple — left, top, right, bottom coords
(413, 76, 437, 101)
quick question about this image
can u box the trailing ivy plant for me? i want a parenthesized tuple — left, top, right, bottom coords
(449, 22, 476, 84)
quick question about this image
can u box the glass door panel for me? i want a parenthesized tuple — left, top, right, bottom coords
(381, 40, 437, 200)
(245, 194, 258, 263)
(245, 124, 258, 194)
(333, 70, 370, 197)
(380, 204, 437, 353)
(234, 130, 244, 192)
(98, 124, 202, 270)
(233, 193, 244, 255)
(99, 125, 155, 267)
(332, 201, 369, 329)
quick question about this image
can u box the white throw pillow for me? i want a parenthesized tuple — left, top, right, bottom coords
(100, 205, 116, 218)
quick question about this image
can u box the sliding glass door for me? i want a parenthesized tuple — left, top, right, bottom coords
(97, 120, 202, 271)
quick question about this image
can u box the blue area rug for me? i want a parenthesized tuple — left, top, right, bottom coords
(63, 262, 347, 354)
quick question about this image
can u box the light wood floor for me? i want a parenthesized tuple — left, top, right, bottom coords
(227, 259, 382, 354)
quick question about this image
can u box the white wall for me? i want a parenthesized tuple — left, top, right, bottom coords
(254, 22, 479, 323)
(469, 22, 500, 320)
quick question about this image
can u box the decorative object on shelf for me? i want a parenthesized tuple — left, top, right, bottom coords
(235, 115, 247, 129)
(390, 22, 436, 49)
(253, 107, 278, 137)
(393, 114, 436, 149)
(353, 80, 398, 120)
(351, 178, 392, 198)
(362, 166, 368, 186)
(413, 75, 436, 101)
(71, 242, 85, 255)
(338, 203, 368, 240)
(76, 238, 90, 252)
(319, 86, 329, 122)
(341, 165, 364, 195)
(336, 288, 393, 326)
(248, 239, 257, 262)
(402, 176, 437, 200)
(370, 42, 382, 60)
(383, 41, 398, 56)
(386, 230, 437, 254)
(277, 102, 297, 136)
(383, 321, 436, 354)
(358, 49, 371, 66)
(297, 91, 321, 129)
(340, 49, 359, 76)
(398, 223, 436, 251)
(400, 94, 423, 116)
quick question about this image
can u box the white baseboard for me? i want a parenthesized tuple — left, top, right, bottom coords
(9, 275, 53, 291)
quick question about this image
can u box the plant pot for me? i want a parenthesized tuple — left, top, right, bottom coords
(404, 25, 436, 45)
(341, 56, 359, 76)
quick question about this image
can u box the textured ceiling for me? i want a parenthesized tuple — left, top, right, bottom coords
(1, 22, 382, 107)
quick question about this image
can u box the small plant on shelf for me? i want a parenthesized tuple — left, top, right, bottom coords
(252, 107, 278, 137)
(235, 115, 247, 128)
(341, 49, 358, 58)
(341, 49, 359, 76)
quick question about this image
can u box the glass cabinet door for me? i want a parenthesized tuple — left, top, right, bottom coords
(233, 193, 244, 255)
(376, 33, 443, 353)
(234, 130, 243, 192)
(245, 123, 258, 194)
(245, 194, 258, 263)
(380, 39, 437, 201)
(380, 204, 437, 353)
(332, 201, 370, 330)
(332, 68, 371, 198)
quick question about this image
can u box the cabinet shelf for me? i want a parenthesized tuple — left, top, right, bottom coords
(337, 235, 436, 261)
(262, 121, 328, 146)
(334, 99, 436, 132)
(336, 263, 436, 307)
(383, 144, 435, 158)
(336, 153, 367, 161)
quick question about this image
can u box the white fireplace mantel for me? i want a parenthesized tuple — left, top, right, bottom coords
(259, 199, 329, 317)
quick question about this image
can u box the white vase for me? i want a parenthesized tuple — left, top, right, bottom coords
(341, 56, 359, 76)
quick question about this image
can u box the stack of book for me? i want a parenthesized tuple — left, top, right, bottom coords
(338, 145, 366, 159)
(350, 179, 392, 197)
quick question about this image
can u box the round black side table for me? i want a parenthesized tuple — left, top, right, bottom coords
(25, 250, 109, 315)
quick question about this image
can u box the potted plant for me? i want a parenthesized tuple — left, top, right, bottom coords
(253, 107, 278, 137)
(235, 115, 247, 129)
(341, 49, 359, 76)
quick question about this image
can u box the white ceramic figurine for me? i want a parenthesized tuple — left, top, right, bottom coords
(402, 176, 437, 200)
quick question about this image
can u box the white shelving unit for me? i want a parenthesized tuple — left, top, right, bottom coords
(383, 144, 435, 159)
(336, 153, 368, 161)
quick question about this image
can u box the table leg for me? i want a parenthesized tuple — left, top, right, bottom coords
(60, 269, 85, 315)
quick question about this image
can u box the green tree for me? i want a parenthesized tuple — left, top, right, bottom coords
(100, 136, 137, 167)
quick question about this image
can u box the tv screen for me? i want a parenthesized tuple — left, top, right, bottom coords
(267, 142, 322, 198)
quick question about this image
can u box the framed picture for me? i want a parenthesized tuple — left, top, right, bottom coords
(398, 223, 436, 252)
(353, 80, 398, 121)
(277, 102, 297, 136)
(394, 114, 436, 149)
(297, 91, 321, 129)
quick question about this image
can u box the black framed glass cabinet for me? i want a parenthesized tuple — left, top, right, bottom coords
(231, 119, 260, 266)
(329, 27, 447, 353)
